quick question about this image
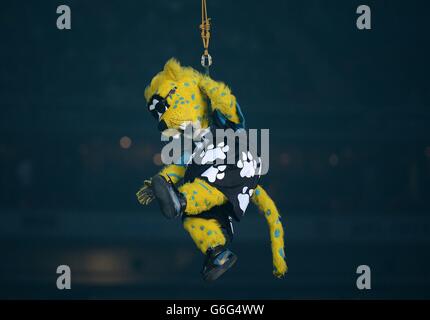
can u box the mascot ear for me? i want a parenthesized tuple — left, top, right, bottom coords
(163, 58, 182, 81)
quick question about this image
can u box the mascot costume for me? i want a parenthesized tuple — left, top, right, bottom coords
(137, 58, 287, 281)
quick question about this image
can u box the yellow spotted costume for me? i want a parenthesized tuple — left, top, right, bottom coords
(137, 59, 287, 278)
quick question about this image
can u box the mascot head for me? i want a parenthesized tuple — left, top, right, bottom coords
(144, 58, 210, 134)
(145, 58, 241, 136)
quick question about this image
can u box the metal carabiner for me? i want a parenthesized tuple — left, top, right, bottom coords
(201, 53, 212, 68)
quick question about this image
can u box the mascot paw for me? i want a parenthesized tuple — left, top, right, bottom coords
(136, 179, 154, 205)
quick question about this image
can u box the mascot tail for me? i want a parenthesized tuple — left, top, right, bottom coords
(251, 185, 288, 278)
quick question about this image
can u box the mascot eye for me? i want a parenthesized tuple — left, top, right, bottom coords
(147, 94, 168, 120)
(147, 87, 177, 121)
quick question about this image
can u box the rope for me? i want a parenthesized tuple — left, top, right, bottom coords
(200, 0, 212, 75)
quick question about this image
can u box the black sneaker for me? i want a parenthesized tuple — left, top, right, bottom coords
(151, 175, 186, 219)
(201, 246, 238, 281)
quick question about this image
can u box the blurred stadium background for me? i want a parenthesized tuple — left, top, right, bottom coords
(0, 0, 429, 298)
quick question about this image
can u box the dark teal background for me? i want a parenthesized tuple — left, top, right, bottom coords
(0, 0, 429, 298)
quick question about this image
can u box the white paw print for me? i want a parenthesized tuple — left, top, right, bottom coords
(237, 151, 258, 178)
(201, 165, 227, 183)
(200, 142, 230, 165)
(237, 186, 254, 212)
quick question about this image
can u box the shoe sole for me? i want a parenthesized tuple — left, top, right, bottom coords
(203, 253, 238, 282)
(152, 175, 180, 219)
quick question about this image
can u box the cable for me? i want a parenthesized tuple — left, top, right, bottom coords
(200, 0, 212, 75)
